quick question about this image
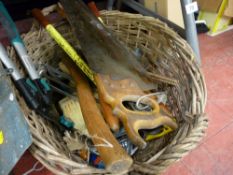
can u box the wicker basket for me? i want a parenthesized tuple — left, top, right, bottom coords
(7, 10, 208, 175)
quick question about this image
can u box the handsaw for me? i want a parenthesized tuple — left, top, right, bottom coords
(59, 0, 178, 86)
(60, 0, 157, 91)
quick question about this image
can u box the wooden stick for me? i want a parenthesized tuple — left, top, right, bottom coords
(98, 87, 120, 132)
(62, 59, 132, 173)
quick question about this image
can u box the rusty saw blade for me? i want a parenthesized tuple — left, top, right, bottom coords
(60, 0, 157, 91)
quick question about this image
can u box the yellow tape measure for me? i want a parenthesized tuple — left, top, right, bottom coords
(0, 130, 4, 144)
(145, 126, 173, 141)
(46, 24, 96, 84)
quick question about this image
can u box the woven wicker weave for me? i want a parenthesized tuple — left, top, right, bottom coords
(7, 10, 208, 175)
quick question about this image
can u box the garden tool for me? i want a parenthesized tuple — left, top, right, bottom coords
(0, 1, 52, 106)
(31, 8, 95, 83)
(0, 43, 39, 110)
(39, 64, 76, 98)
(0, 63, 32, 175)
(0, 43, 67, 133)
(0, 3, 71, 133)
(62, 58, 133, 173)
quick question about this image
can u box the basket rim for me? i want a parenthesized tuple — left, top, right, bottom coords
(7, 9, 208, 175)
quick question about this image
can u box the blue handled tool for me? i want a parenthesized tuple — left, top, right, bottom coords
(0, 1, 51, 106)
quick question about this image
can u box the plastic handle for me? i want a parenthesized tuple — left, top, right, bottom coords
(15, 78, 40, 110)
(31, 8, 50, 27)
(0, 1, 22, 43)
(87, 1, 100, 17)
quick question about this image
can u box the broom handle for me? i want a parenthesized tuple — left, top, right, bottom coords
(63, 59, 132, 173)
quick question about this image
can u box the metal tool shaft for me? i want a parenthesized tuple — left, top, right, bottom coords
(0, 43, 22, 80)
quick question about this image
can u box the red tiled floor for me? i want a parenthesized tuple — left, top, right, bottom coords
(12, 151, 53, 175)
(182, 145, 224, 175)
(163, 29, 233, 174)
(202, 101, 232, 142)
(163, 161, 193, 175)
(203, 123, 233, 174)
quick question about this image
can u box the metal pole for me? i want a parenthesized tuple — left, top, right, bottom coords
(181, 0, 201, 65)
(107, 0, 115, 10)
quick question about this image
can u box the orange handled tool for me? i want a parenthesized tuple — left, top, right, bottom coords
(63, 58, 133, 173)
(87, 1, 104, 23)
(98, 86, 120, 132)
(31, 8, 120, 132)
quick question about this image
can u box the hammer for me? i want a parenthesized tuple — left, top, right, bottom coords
(62, 59, 133, 173)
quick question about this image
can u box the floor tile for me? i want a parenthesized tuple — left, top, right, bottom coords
(182, 145, 223, 175)
(163, 161, 193, 175)
(202, 101, 233, 142)
(13, 151, 53, 175)
(213, 99, 233, 118)
(224, 163, 233, 175)
(203, 123, 233, 174)
(203, 66, 233, 101)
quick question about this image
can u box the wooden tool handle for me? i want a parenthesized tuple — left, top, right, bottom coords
(98, 89, 120, 132)
(87, 1, 100, 17)
(31, 8, 49, 27)
(63, 59, 132, 173)
(94, 74, 120, 132)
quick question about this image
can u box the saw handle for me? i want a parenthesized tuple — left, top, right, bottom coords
(62, 59, 132, 173)
(113, 95, 178, 149)
(98, 89, 120, 132)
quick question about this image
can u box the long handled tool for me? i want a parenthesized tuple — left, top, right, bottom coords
(63, 58, 133, 173)
(31, 8, 95, 83)
(0, 1, 51, 106)
(0, 43, 66, 132)
(31, 8, 120, 132)
(0, 43, 39, 110)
